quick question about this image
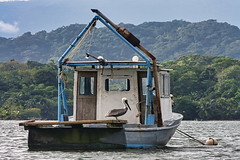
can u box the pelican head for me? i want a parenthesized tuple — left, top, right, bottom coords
(122, 97, 131, 111)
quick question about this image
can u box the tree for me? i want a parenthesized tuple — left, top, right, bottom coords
(164, 55, 240, 120)
(19, 108, 41, 119)
(173, 96, 199, 120)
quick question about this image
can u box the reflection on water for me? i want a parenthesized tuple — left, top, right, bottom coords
(0, 120, 239, 160)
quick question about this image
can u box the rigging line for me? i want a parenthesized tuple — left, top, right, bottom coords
(135, 100, 145, 117)
(87, 24, 95, 54)
(66, 21, 96, 61)
(176, 129, 205, 145)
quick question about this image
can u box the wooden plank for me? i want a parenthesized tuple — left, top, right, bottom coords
(19, 120, 127, 127)
(76, 71, 97, 120)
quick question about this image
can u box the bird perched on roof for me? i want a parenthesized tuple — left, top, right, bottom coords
(105, 97, 131, 120)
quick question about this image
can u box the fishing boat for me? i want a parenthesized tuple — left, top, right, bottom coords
(20, 9, 183, 150)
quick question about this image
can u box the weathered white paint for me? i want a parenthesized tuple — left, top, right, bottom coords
(73, 71, 78, 121)
(158, 71, 173, 121)
(96, 69, 140, 124)
(73, 67, 174, 124)
(160, 98, 173, 121)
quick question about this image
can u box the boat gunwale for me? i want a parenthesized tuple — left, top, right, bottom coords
(124, 123, 180, 132)
(124, 113, 183, 132)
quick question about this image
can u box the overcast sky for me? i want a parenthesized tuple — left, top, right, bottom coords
(0, 0, 240, 38)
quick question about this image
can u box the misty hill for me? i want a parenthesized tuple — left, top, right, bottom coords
(0, 20, 240, 63)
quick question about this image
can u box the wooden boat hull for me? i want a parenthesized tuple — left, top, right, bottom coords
(28, 127, 126, 150)
(26, 113, 182, 150)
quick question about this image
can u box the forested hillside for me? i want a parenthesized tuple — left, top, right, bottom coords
(0, 20, 240, 63)
(163, 55, 240, 120)
(0, 55, 239, 120)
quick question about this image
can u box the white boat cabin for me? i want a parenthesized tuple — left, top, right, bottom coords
(72, 66, 173, 124)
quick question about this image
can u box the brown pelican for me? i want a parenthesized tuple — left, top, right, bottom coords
(105, 97, 131, 120)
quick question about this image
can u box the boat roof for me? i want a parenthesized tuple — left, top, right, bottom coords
(65, 60, 148, 67)
(65, 60, 172, 72)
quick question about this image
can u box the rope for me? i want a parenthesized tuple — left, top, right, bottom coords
(58, 71, 68, 96)
(176, 129, 205, 145)
(66, 21, 96, 61)
(60, 71, 68, 85)
(135, 100, 145, 117)
(87, 24, 95, 54)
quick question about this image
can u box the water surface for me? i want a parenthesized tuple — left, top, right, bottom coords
(0, 120, 239, 159)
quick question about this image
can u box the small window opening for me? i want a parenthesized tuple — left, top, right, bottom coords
(141, 74, 170, 97)
(105, 79, 130, 91)
(80, 77, 94, 95)
(160, 74, 170, 97)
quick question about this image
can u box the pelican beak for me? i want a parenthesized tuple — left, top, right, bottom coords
(125, 100, 131, 111)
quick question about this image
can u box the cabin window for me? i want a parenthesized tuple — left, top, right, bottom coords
(80, 77, 94, 95)
(160, 73, 170, 97)
(105, 79, 130, 91)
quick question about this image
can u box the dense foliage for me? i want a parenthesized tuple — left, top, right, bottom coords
(0, 60, 73, 120)
(162, 55, 240, 120)
(0, 55, 239, 120)
(0, 20, 240, 63)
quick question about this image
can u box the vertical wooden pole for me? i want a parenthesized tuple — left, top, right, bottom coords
(152, 60, 163, 127)
(138, 45, 163, 127)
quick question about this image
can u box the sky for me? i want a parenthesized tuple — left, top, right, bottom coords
(0, 0, 240, 38)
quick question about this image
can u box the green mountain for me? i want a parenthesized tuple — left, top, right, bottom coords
(0, 20, 240, 63)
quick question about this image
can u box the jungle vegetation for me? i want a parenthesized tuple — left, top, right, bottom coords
(0, 55, 239, 120)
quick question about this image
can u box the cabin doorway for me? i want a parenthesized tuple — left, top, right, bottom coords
(76, 71, 97, 120)
(137, 72, 147, 124)
(138, 71, 157, 124)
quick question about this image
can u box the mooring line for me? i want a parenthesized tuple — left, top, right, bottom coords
(176, 129, 205, 145)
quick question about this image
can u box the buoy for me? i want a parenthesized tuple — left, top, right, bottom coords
(205, 138, 218, 145)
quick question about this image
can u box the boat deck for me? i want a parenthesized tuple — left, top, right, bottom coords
(19, 120, 128, 129)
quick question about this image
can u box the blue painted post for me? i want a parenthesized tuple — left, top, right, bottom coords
(61, 82, 68, 116)
(58, 67, 62, 121)
(145, 67, 153, 124)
